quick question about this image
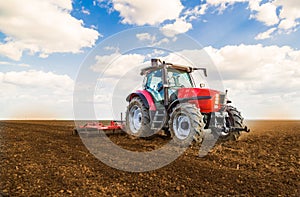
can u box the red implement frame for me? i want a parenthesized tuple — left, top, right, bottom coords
(73, 121, 124, 135)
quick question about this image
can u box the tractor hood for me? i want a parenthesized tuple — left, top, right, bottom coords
(177, 88, 226, 113)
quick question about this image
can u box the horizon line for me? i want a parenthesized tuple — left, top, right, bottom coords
(1, 119, 299, 121)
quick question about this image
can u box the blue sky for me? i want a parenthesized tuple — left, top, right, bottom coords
(0, 0, 299, 119)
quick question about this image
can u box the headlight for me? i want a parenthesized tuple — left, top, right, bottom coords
(214, 94, 220, 109)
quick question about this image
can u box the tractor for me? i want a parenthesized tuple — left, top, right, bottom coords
(125, 59, 249, 146)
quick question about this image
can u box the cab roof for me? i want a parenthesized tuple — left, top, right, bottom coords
(140, 63, 192, 76)
(140, 59, 208, 77)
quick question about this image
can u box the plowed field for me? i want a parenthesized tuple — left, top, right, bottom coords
(0, 120, 299, 196)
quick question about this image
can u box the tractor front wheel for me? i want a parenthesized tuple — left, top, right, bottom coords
(169, 103, 204, 147)
(125, 97, 151, 139)
(219, 106, 245, 142)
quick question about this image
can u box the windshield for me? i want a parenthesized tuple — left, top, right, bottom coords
(167, 68, 194, 88)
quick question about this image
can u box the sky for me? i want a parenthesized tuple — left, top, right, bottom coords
(0, 0, 299, 120)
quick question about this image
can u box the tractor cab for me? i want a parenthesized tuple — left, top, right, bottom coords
(140, 59, 203, 108)
(142, 66, 194, 104)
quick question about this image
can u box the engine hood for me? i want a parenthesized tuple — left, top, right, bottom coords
(177, 88, 223, 99)
(176, 88, 226, 113)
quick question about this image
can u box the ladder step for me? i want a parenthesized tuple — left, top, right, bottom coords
(151, 109, 165, 130)
(151, 121, 163, 129)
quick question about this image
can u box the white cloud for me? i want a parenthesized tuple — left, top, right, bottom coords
(0, 61, 30, 67)
(278, 19, 298, 31)
(205, 0, 280, 25)
(112, 0, 184, 25)
(89, 52, 147, 119)
(0, 0, 100, 60)
(205, 0, 248, 12)
(249, 0, 300, 32)
(136, 33, 156, 43)
(255, 27, 277, 40)
(184, 4, 208, 21)
(2, 70, 74, 90)
(81, 6, 91, 15)
(203, 44, 300, 118)
(274, 0, 300, 27)
(276, 0, 300, 31)
(160, 18, 193, 37)
(152, 38, 170, 46)
(203, 0, 300, 37)
(0, 70, 74, 119)
(90, 52, 146, 77)
(249, 2, 279, 26)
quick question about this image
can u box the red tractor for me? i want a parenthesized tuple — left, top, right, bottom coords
(125, 59, 249, 146)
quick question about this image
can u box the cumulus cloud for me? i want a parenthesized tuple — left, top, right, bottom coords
(88, 52, 147, 119)
(183, 4, 207, 21)
(111, 0, 183, 25)
(204, 44, 299, 81)
(90, 52, 146, 77)
(278, 19, 298, 31)
(255, 28, 277, 40)
(249, 2, 279, 26)
(0, 61, 30, 67)
(0, 0, 100, 60)
(2, 70, 74, 90)
(0, 70, 74, 119)
(202, 0, 300, 38)
(160, 18, 193, 37)
(204, 0, 248, 13)
(136, 33, 156, 43)
(203, 44, 300, 118)
(274, 0, 300, 30)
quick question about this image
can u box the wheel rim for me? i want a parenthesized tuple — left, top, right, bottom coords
(173, 113, 191, 140)
(129, 105, 142, 134)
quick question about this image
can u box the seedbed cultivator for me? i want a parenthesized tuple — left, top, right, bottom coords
(73, 121, 124, 136)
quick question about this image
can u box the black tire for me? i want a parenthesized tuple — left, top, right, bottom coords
(219, 106, 245, 142)
(125, 97, 152, 139)
(72, 129, 78, 136)
(169, 103, 204, 147)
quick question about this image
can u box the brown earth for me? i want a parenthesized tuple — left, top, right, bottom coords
(0, 120, 299, 196)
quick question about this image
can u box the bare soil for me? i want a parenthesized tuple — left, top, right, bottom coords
(0, 120, 299, 196)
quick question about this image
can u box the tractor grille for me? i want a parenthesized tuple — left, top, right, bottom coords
(220, 94, 226, 105)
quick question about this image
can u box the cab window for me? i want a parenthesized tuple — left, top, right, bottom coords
(145, 69, 162, 90)
(167, 69, 193, 88)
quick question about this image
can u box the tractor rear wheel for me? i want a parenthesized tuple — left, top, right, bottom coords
(169, 103, 204, 147)
(125, 97, 152, 139)
(219, 106, 244, 142)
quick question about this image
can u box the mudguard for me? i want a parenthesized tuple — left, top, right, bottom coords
(126, 90, 156, 111)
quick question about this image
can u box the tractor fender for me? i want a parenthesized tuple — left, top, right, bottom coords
(167, 100, 180, 113)
(126, 90, 156, 111)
